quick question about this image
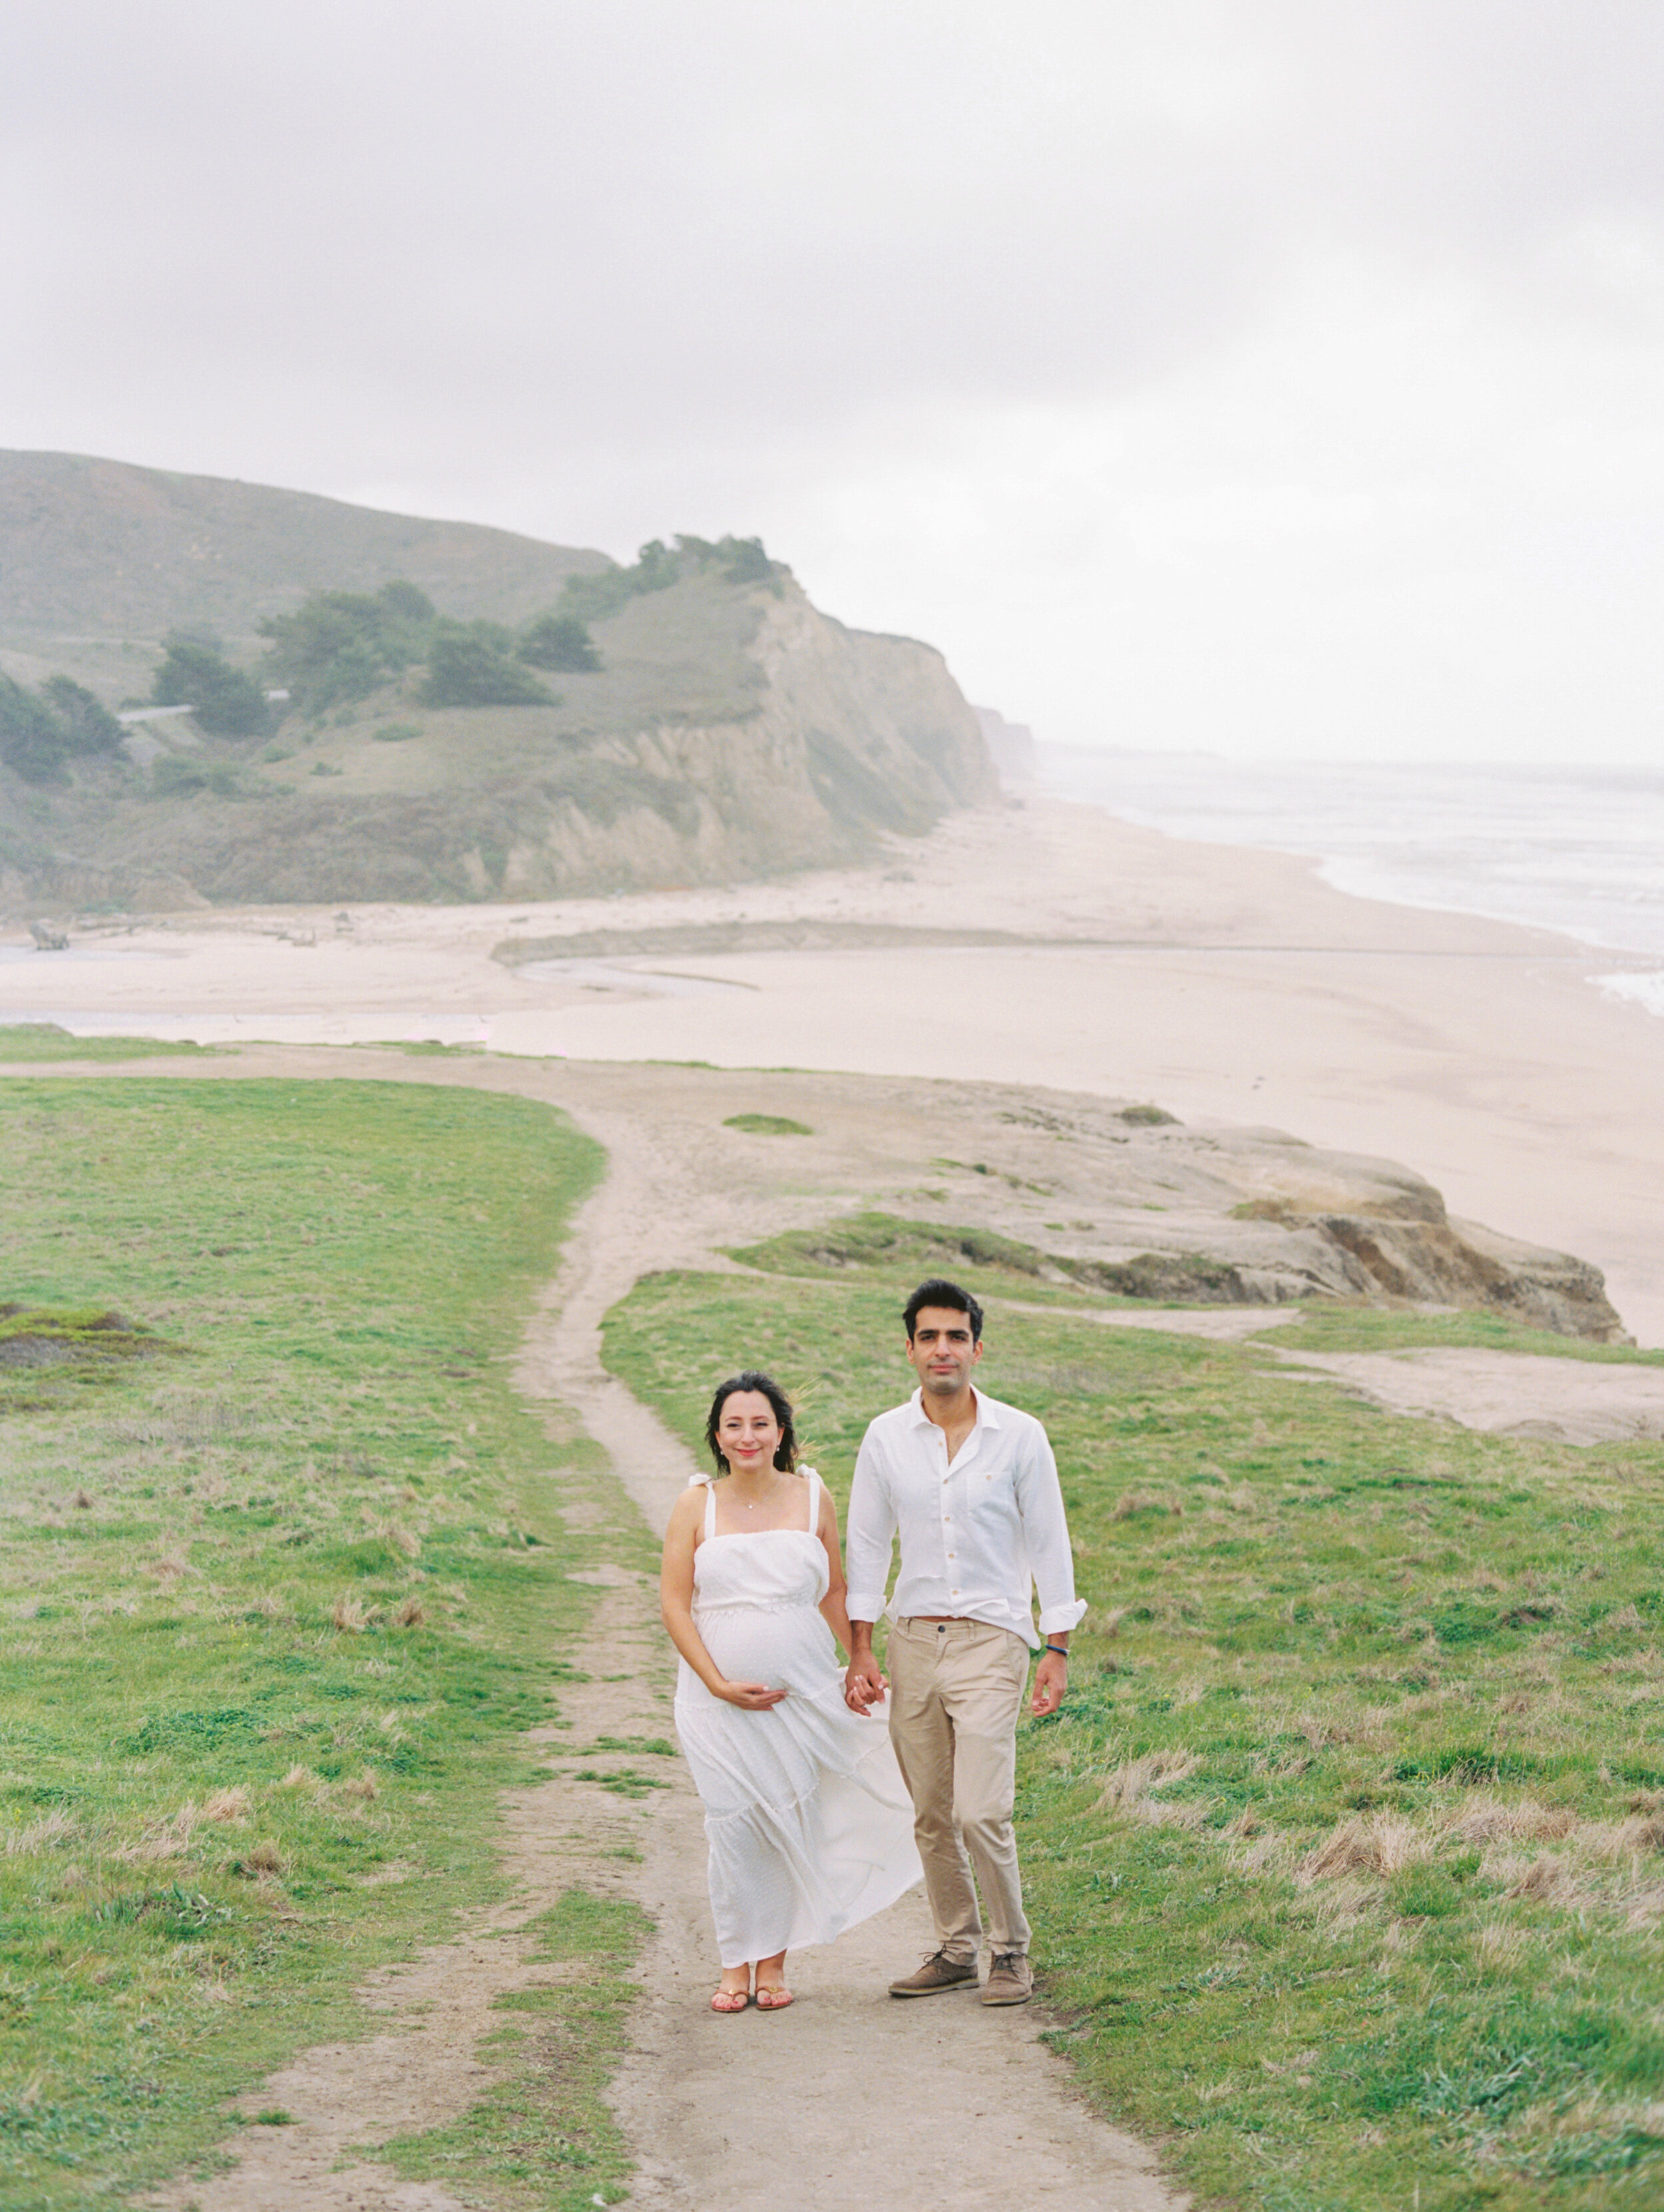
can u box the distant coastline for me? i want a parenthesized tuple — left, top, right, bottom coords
(1036, 743, 1664, 1016)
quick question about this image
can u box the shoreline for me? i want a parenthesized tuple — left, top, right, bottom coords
(5, 795, 1663, 1345)
(1031, 748, 1664, 971)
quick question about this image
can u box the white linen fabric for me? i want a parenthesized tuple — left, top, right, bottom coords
(672, 1469, 922, 1968)
(845, 1389, 1088, 1648)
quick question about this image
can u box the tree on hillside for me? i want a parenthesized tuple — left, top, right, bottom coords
(675, 533, 782, 584)
(0, 674, 71, 782)
(259, 581, 435, 718)
(151, 634, 269, 737)
(558, 539, 682, 622)
(517, 611, 601, 672)
(43, 676, 123, 757)
(419, 622, 556, 708)
(376, 579, 436, 625)
(557, 533, 783, 623)
(0, 672, 127, 783)
(634, 539, 678, 591)
(720, 535, 775, 584)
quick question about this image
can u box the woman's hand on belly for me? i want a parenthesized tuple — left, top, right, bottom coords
(714, 1679, 790, 1709)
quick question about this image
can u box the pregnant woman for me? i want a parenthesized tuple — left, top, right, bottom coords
(660, 1369, 921, 2012)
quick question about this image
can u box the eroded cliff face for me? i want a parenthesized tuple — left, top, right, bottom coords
(471, 592, 994, 899)
(1069, 1142, 1629, 1342)
(3, 572, 997, 908)
(749, 594, 998, 838)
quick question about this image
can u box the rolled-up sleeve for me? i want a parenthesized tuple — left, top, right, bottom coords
(1016, 1427, 1088, 1636)
(843, 1431, 895, 1624)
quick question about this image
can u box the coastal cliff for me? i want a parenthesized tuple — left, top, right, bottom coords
(0, 453, 994, 907)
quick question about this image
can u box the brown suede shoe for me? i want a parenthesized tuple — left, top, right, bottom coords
(888, 1948, 980, 1998)
(980, 1951, 1033, 2005)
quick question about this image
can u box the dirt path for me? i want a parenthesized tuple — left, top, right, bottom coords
(1269, 1344, 1664, 1444)
(520, 1111, 1181, 2212)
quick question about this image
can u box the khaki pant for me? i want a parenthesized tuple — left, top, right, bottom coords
(887, 1616, 1032, 1960)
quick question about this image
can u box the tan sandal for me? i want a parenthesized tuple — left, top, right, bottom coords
(754, 1983, 793, 2010)
(710, 1984, 751, 2012)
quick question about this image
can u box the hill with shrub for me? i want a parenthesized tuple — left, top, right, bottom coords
(0, 453, 994, 907)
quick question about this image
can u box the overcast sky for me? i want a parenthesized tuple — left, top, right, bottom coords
(5, 0, 1663, 761)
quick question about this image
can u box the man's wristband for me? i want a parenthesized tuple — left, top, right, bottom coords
(1043, 1643, 1070, 1659)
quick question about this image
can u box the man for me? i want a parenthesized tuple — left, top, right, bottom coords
(844, 1277, 1084, 2007)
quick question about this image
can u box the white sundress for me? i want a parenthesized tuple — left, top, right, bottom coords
(672, 1470, 923, 1968)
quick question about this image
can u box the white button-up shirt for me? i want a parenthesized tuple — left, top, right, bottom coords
(845, 1387, 1087, 1650)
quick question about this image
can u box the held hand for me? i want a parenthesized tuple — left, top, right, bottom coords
(844, 1653, 887, 1713)
(719, 1680, 789, 1710)
(1030, 1650, 1068, 1717)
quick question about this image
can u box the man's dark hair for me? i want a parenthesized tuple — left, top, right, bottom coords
(704, 1370, 798, 1473)
(903, 1277, 984, 1344)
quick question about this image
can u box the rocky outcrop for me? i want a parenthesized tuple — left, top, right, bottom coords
(1070, 1210, 1625, 1339)
(718, 1076, 1630, 1343)
(1064, 1140, 1631, 1341)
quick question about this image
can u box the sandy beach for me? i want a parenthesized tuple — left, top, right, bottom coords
(7, 792, 1663, 1344)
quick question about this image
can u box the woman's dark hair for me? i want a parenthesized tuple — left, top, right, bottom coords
(704, 1370, 798, 1473)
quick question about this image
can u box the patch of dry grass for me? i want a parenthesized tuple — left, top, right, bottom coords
(1099, 1747, 1201, 1821)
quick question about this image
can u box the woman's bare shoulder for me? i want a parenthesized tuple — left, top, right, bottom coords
(666, 1482, 710, 1530)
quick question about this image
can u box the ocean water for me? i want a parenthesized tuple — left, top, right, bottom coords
(1037, 747, 1664, 1018)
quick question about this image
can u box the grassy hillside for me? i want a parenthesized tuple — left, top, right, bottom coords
(0, 1076, 652, 2208)
(0, 450, 608, 655)
(0, 457, 995, 907)
(604, 1245, 1664, 2212)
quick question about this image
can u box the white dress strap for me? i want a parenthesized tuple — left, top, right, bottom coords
(704, 1478, 718, 1541)
(803, 1467, 820, 1532)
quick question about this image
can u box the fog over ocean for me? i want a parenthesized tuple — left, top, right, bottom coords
(1038, 747, 1664, 1020)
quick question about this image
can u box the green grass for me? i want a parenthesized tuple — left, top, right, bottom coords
(722, 1112, 812, 1137)
(730, 1209, 1072, 1285)
(603, 1259, 1664, 2212)
(1283, 1305, 1664, 1365)
(0, 1074, 644, 2207)
(729, 1208, 1279, 1306)
(0, 1024, 214, 1062)
(377, 1888, 646, 2211)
